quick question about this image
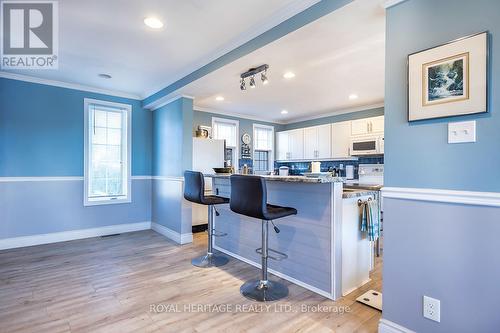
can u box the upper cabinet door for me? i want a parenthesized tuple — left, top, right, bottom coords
(303, 126, 318, 159)
(276, 131, 289, 161)
(370, 116, 384, 133)
(351, 118, 370, 136)
(332, 121, 351, 158)
(316, 124, 331, 159)
(288, 129, 304, 160)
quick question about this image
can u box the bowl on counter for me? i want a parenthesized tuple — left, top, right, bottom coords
(213, 167, 233, 174)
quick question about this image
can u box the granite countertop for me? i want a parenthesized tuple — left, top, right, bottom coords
(342, 189, 379, 199)
(205, 173, 345, 184)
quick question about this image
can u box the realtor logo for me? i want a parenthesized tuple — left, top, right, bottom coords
(1, 0, 58, 69)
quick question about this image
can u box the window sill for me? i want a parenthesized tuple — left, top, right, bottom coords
(84, 197, 131, 207)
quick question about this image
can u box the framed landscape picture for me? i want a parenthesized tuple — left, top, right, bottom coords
(408, 32, 488, 121)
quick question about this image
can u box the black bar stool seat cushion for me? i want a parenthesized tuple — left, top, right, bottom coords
(264, 204, 297, 221)
(184, 171, 229, 205)
(230, 175, 297, 221)
(203, 195, 230, 205)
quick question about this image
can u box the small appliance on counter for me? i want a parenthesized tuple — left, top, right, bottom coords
(279, 166, 289, 176)
(346, 165, 354, 180)
(311, 161, 321, 174)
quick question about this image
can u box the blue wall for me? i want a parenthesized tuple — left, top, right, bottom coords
(0, 78, 153, 239)
(282, 107, 384, 130)
(385, 0, 499, 192)
(153, 98, 193, 177)
(383, 0, 500, 332)
(0, 78, 152, 177)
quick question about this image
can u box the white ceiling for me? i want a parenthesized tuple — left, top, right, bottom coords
(2, 0, 319, 98)
(183, 0, 386, 123)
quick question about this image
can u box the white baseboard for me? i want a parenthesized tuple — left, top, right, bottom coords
(379, 319, 415, 333)
(151, 222, 193, 245)
(213, 245, 334, 300)
(0, 221, 151, 250)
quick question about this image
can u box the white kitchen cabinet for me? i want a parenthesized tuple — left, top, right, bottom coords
(276, 129, 304, 160)
(370, 116, 384, 133)
(276, 131, 289, 161)
(304, 124, 331, 159)
(288, 129, 304, 160)
(351, 116, 384, 136)
(332, 121, 351, 158)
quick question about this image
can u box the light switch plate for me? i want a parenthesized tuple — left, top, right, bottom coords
(448, 121, 476, 143)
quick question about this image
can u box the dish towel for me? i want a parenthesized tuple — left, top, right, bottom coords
(360, 199, 380, 242)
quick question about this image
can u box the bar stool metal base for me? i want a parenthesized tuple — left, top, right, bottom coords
(191, 253, 229, 268)
(240, 279, 289, 302)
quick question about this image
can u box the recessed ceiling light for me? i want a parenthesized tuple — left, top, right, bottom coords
(144, 17, 164, 29)
(283, 72, 295, 79)
(215, 96, 224, 101)
(349, 93, 358, 100)
(98, 73, 112, 79)
(281, 110, 289, 115)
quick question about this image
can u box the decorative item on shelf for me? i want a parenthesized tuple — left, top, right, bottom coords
(240, 64, 269, 91)
(195, 125, 212, 138)
(241, 133, 252, 159)
(408, 31, 487, 121)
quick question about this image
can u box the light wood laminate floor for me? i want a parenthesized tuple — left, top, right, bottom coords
(0, 230, 382, 333)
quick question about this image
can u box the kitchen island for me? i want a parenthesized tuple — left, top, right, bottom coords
(206, 174, 375, 300)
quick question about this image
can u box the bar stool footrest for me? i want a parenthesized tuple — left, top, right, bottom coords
(255, 247, 288, 261)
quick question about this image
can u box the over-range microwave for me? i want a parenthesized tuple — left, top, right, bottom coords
(350, 135, 384, 156)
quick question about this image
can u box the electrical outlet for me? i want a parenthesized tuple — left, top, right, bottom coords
(423, 296, 441, 322)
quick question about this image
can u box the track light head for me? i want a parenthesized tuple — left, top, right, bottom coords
(240, 78, 246, 91)
(249, 76, 256, 88)
(261, 71, 269, 85)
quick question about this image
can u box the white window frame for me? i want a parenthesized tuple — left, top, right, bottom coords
(83, 98, 132, 206)
(212, 117, 239, 166)
(253, 123, 275, 173)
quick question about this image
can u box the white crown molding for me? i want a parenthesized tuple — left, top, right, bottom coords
(384, 0, 409, 9)
(0, 176, 151, 182)
(144, 94, 195, 111)
(0, 71, 142, 100)
(382, 187, 500, 207)
(151, 222, 192, 245)
(194, 106, 285, 125)
(0, 222, 151, 250)
(283, 102, 385, 124)
(142, 0, 321, 99)
(378, 319, 415, 333)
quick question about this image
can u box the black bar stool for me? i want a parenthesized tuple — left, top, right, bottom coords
(184, 171, 230, 268)
(230, 175, 297, 302)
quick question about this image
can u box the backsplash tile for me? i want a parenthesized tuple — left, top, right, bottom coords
(275, 156, 384, 179)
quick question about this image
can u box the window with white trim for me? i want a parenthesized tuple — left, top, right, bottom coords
(253, 124, 274, 173)
(212, 117, 239, 168)
(84, 99, 131, 206)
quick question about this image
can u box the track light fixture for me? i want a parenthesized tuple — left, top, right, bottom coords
(239, 64, 269, 91)
(249, 76, 256, 88)
(261, 71, 268, 85)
